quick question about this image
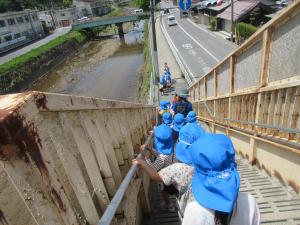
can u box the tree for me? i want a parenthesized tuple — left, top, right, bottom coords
(63, 0, 72, 7)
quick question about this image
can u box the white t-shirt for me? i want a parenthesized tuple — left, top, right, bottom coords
(182, 192, 260, 225)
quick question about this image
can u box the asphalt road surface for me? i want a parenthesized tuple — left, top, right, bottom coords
(161, 2, 236, 79)
(0, 26, 71, 65)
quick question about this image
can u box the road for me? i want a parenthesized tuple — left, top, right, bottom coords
(0, 26, 71, 65)
(160, 2, 236, 79)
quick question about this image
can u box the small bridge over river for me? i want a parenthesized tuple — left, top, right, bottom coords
(72, 14, 150, 37)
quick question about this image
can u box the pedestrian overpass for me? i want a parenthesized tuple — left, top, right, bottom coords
(0, 1, 300, 225)
(72, 14, 150, 30)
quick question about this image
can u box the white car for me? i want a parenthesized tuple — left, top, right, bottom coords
(133, 9, 143, 14)
(78, 17, 90, 22)
(167, 15, 177, 26)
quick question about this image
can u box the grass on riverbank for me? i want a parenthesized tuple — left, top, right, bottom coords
(0, 31, 86, 76)
(137, 19, 152, 103)
(101, 6, 127, 18)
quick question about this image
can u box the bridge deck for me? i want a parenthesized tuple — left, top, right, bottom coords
(142, 155, 300, 225)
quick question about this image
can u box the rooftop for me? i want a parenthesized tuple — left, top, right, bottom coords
(217, 0, 260, 21)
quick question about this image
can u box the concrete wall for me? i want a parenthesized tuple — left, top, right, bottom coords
(0, 92, 155, 225)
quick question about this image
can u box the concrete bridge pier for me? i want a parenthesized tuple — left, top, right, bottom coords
(116, 23, 124, 38)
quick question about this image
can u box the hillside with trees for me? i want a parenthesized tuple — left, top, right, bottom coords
(0, 0, 72, 13)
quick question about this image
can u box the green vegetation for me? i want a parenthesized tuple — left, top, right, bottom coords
(138, 19, 152, 102)
(133, 0, 160, 11)
(0, 31, 86, 75)
(235, 22, 258, 40)
(101, 6, 127, 18)
(209, 17, 217, 31)
(0, 0, 72, 13)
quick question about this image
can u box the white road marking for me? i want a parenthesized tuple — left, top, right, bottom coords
(161, 19, 196, 78)
(176, 22, 220, 62)
(187, 18, 217, 38)
(182, 43, 193, 49)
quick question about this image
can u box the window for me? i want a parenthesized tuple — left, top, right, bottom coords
(24, 15, 30, 22)
(22, 31, 29, 36)
(0, 20, 6, 27)
(14, 33, 21, 38)
(7, 18, 16, 25)
(61, 13, 66, 16)
(16, 17, 24, 23)
(4, 35, 12, 41)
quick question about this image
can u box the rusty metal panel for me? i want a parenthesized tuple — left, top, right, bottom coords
(0, 91, 155, 225)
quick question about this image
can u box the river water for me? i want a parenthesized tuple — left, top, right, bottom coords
(32, 21, 145, 102)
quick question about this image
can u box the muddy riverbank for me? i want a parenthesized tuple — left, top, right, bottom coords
(32, 21, 146, 102)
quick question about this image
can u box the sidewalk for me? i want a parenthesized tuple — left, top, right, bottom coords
(155, 16, 188, 102)
(0, 26, 71, 65)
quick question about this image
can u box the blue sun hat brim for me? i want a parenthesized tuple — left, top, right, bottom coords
(173, 113, 185, 132)
(154, 124, 174, 155)
(186, 111, 197, 123)
(192, 167, 240, 213)
(175, 122, 205, 164)
(190, 133, 240, 213)
(162, 112, 172, 126)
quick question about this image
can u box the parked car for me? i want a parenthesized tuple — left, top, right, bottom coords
(133, 9, 144, 14)
(209, 0, 217, 6)
(78, 17, 90, 22)
(167, 15, 177, 26)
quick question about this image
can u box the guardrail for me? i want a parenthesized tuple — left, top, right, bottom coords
(189, 1, 300, 194)
(159, 14, 195, 86)
(98, 132, 153, 225)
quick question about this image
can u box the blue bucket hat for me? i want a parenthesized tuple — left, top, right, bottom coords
(154, 124, 174, 155)
(173, 113, 185, 132)
(190, 133, 240, 213)
(159, 100, 170, 110)
(186, 111, 197, 123)
(162, 112, 172, 126)
(175, 122, 205, 164)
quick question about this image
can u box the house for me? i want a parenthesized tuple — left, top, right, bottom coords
(0, 9, 44, 53)
(38, 11, 55, 29)
(54, 7, 77, 27)
(73, 0, 112, 18)
(192, 1, 231, 26)
(217, 0, 260, 32)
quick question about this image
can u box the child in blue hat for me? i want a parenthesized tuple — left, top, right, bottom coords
(182, 133, 260, 225)
(157, 100, 171, 124)
(172, 113, 185, 142)
(140, 112, 174, 172)
(133, 115, 205, 212)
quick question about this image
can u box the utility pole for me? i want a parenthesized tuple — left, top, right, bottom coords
(150, 0, 160, 109)
(150, 0, 159, 82)
(230, 0, 234, 42)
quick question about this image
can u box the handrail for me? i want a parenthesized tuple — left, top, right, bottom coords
(98, 132, 154, 225)
(224, 118, 300, 134)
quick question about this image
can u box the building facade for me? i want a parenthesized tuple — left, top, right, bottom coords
(0, 9, 44, 53)
(73, 0, 112, 18)
(54, 7, 77, 27)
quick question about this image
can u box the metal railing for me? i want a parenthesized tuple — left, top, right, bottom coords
(98, 132, 154, 225)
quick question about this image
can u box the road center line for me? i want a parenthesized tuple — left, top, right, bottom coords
(176, 19, 220, 62)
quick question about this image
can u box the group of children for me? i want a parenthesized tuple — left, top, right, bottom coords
(160, 63, 172, 93)
(132, 100, 260, 225)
